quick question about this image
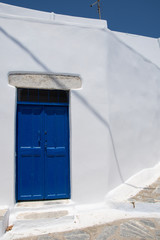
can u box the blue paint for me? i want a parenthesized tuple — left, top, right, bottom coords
(17, 104, 70, 201)
(18, 102, 68, 106)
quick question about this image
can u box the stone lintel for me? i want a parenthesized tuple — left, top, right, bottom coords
(9, 73, 82, 90)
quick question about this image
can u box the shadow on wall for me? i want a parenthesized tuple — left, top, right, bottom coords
(0, 26, 148, 191)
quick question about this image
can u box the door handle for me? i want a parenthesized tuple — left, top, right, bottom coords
(38, 130, 41, 146)
(45, 141, 47, 150)
(45, 131, 47, 150)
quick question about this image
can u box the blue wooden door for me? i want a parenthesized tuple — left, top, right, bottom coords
(17, 104, 70, 201)
(44, 106, 70, 199)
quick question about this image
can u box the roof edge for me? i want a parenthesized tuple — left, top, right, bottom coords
(0, 2, 107, 28)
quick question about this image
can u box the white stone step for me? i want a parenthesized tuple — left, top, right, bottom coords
(0, 209, 9, 237)
(6, 200, 75, 238)
(13, 199, 74, 213)
(16, 209, 69, 220)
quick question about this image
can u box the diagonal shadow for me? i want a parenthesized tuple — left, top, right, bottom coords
(0, 25, 147, 190)
(0, 27, 51, 73)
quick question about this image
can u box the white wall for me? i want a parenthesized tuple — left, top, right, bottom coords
(113, 31, 160, 68)
(0, 3, 160, 207)
(0, 5, 109, 206)
(107, 32, 160, 191)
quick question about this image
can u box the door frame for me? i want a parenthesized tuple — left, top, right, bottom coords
(15, 91, 70, 202)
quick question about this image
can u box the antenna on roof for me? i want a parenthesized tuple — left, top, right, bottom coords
(90, 0, 101, 19)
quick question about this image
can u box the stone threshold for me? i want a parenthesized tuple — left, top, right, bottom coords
(16, 199, 73, 208)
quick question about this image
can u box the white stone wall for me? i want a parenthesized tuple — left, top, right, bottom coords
(107, 32, 160, 192)
(0, 4, 109, 206)
(0, 3, 160, 207)
(113, 31, 160, 68)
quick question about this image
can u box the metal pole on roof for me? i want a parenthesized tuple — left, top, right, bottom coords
(90, 0, 101, 19)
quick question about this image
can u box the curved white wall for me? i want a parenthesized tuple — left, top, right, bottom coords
(107, 32, 160, 191)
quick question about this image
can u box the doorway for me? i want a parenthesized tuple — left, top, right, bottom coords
(16, 89, 70, 201)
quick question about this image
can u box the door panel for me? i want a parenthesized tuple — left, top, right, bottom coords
(17, 105, 44, 200)
(17, 104, 70, 201)
(44, 106, 70, 199)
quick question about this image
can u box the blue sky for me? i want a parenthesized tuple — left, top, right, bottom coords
(0, 0, 160, 38)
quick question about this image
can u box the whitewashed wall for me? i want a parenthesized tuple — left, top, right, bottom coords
(113, 31, 160, 68)
(0, 4, 109, 206)
(107, 32, 160, 192)
(0, 3, 160, 207)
